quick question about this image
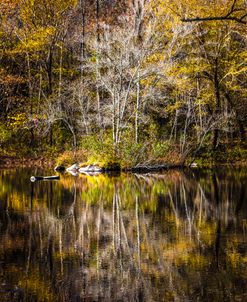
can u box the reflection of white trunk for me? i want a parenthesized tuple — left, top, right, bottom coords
(26, 214, 32, 274)
(112, 193, 116, 252)
(38, 216, 43, 258)
(59, 223, 63, 275)
(168, 190, 179, 227)
(182, 183, 192, 239)
(71, 180, 77, 235)
(96, 206, 102, 272)
(116, 193, 121, 250)
(77, 203, 89, 250)
(119, 204, 132, 260)
(136, 196, 141, 270)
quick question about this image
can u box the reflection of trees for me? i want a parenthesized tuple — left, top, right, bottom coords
(0, 168, 246, 301)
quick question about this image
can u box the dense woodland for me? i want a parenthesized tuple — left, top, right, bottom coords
(0, 0, 246, 167)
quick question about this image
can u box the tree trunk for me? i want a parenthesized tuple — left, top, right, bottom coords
(47, 47, 53, 146)
(95, 0, 102, 129)
(80, 0, 86, 61)
(58, 45, 63, 98)
(47, 48, 53, 95)
(135, 72, 140, 143)
(26, 53, 35, 148)
(96, 0, 100, 42)
(224, 92, 245, 142)
(213, 58, 221, 150)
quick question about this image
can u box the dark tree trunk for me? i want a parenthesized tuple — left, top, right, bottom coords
(49, 126, 53, 146)
(96, 0, 100, 42)
(212, 173, 221, 268)
(81, 0, 86, 60)
(46, 47, 53, 146)
(224, 92, 246, 142)
(47, 48, 53, 95)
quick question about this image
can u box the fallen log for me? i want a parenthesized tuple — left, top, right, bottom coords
(30, 175, 60, 182)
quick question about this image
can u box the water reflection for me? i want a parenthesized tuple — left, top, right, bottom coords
(0, 168, 246, 301)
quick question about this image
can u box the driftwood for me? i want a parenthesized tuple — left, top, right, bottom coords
(128, 163, 183, 173)
(30, 175, 60, 182)
(79, 165, 103, 173)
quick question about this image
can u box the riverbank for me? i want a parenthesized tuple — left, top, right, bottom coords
(0, 154, 246, 171)
(0, 156, 55, 168)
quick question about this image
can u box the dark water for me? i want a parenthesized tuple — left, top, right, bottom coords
(0, 167, 246, 302)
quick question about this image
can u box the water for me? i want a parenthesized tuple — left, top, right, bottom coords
(0, 167, 246, 301)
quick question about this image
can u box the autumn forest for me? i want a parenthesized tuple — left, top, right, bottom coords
(0, 2, 247, 301)
(0, 0, 246, 167)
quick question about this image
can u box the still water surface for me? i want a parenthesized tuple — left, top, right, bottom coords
(0, 167, 246, 301)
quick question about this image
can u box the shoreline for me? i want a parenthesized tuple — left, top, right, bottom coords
(0, 156, 246, 171)
(0, 156, 55, 168)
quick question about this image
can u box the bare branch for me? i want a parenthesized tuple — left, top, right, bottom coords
(227, 0, 238, 17)
(181, 15, 246, 24)
(181, 0, 247, 24)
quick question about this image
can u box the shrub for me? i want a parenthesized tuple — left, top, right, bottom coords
(0, 123, 11, 146)
(56, 149, 87, 166)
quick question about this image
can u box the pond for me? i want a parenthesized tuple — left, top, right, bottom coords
(0, 167, 246, 301)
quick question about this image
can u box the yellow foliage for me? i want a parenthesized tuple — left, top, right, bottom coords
(16, 27, 56, 53)
(8, 113, 27, 130)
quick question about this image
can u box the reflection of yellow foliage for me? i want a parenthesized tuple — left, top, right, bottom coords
(226, 233, 247, 270)
(9, 192, 29, 211)
(53, 250, 81, 261)
(179, 253, 207, 268)
(143, 238, 208, 269)
(198, 221, 217, 246)
(227, 251, 242, 269)
(243, 219, 247, 231)
(0, 235, 25, 252)
(19, 272, 55, 302)
(8, 191, 49, 211)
